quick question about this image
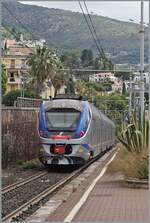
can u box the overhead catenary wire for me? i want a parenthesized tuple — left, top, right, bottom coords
(83, 1, 105, 58)
(83, 1, 113, 65)
(2, 23, 35, 53)
(78, 1, 104, 58)
(1, 2, 43, 53)
(2, 2, 39, 41)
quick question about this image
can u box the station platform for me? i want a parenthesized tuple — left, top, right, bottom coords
(47, 154, 148, 222)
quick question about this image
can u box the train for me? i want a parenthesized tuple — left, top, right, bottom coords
(38, 95, 116, 166)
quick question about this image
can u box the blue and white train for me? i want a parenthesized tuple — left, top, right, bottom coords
(38, 96, 116, 165)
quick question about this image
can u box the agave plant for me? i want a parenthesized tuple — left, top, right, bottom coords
(118, 111, 149, 153)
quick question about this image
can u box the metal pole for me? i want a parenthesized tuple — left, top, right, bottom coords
(129, 73, 132, 119)
(148, 0, 150, 176)
(20, 80, 22, 107)
(140, 1, 145, 120)
(23, 81, 24, 98)
(148, 1, 150, 219)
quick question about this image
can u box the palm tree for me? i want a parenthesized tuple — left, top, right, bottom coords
(52, 69, 69, 96)
(27, 46, 58, 95)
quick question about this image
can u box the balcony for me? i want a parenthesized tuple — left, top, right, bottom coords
(8, 77, 21, 84)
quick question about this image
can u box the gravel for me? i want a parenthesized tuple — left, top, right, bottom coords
(2, 164, 45, 188)
(2, 171, 70, 218)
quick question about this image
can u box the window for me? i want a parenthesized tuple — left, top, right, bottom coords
(10, 59, 15, 68)
(9, 72, 15, 82)
(45, 108, 80, 131)
(22, 59, 26, 67)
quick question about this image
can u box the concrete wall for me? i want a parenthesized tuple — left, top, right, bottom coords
(2, 108, 40, 168)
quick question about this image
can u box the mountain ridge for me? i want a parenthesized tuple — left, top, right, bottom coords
(2, 0, 148, 64)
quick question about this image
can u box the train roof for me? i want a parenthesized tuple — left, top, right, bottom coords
(43, 99, 84, 112)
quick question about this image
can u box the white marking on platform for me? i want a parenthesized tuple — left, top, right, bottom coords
(64, 152, 117, 222)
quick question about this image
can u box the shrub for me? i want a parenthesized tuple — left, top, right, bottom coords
(137, 155, 149, 179)
(22, 162, 37, 170)
(21, 160, 38, 170)
(118, 112, 148, 153)
(2, 90, 40, 106)
(16, 160, 24, 165)
(108, 145, 148, 180)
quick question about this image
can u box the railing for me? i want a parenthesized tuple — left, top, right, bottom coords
(8, 77, 21, 83)
(14, 97, 43, 108)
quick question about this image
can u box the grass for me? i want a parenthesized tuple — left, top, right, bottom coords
(108, 144, 148, 180)
(16, 159, 40, 170)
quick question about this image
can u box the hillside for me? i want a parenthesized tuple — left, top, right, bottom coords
(2, 0, 148, 64)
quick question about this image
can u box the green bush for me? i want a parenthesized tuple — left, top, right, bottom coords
(16, 160, 24, 165)
(22, 161, 37, 170)
(137, 155, 149, 179)
(2, 90, 40, 106)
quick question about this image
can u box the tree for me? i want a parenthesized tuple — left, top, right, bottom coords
(52, 70, 69, 96)
(115, 71, 131, 81)
(81, 49, 89, 66)
(122, 82, 127, 95)
(27, 46, 58, 95)
(2, 90, 40, 106)
(2, 64, 7, 96)
(94, 57, 101, 69)
(60, 50, 81, 69)
(93, 55, 113, 71)
(80, 49, 93, 67)
(65, 78, 75, 94)
(87, 49, 93, 66)
(80, 49, 94, 67)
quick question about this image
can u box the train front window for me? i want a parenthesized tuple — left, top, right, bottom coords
(45, 109, 80, 131)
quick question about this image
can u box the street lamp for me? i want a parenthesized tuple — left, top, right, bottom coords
(21, 77, 26, 98)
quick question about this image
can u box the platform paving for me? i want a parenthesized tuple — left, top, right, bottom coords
(72, 174, 148, 222)
(47, 172, 148, 222)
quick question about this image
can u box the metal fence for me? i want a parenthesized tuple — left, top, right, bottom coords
(14, 97, 43, 108)
(2, 108, 39, 168)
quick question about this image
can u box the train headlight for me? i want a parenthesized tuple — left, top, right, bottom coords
(75, 131, 85, 138)
(39, 130, 48, 138)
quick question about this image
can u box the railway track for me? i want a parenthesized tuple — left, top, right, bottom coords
(2, 150, 108, 222)
(2, 171, 48, 194)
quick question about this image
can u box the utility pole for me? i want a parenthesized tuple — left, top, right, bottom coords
(129, 71, 132, 119)
(148, 0, 150, 174)
(140, 1, 145, 121)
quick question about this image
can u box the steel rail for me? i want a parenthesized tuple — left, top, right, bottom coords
(2, 171, 48, 194)
(2, 150, 111, 222)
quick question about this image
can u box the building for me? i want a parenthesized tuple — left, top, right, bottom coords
(2, 38, 55, 99)
(89, 72, 123, 93)
(89, 72, 115, 82)
(2, 39, 33, 92)
(125, 72, 149, 93)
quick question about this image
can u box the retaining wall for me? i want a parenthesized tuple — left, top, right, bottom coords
(2, 107, 40, 168)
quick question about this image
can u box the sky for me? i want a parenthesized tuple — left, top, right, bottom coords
(20, 1, 149, 23)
